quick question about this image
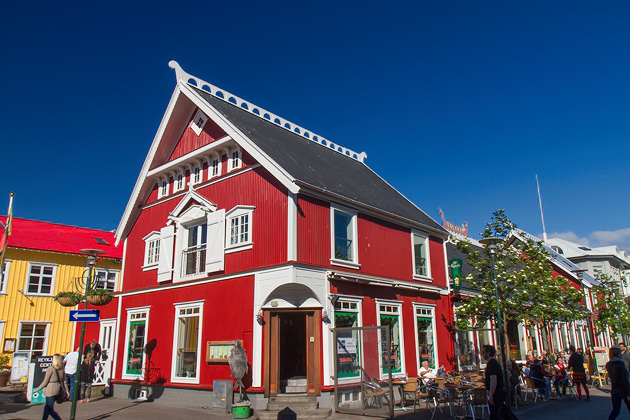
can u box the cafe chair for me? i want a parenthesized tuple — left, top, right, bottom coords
(402, 378, 418, 408)
(523, 376, 541, 403)
(468, 387, 490, 420)
(362, 381, 388, 410)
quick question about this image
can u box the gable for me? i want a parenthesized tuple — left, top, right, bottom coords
(166, 111, 228, 164)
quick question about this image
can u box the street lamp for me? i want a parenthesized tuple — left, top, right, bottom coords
(478, 236, 511, 408)
(68, 249, 105, 420)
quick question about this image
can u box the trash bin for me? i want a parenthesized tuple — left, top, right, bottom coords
(212, 380, 234, 413)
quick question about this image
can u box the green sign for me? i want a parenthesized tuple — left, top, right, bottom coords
(449, 258, 462, 290)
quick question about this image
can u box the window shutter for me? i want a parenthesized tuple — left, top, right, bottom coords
(157, 225, 175, 282)
(205, 209, 225, 273)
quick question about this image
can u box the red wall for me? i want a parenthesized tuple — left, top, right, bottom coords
(167, 113, 228, 163)
(124, 164, 287, 292)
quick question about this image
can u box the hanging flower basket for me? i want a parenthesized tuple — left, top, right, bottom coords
(54, 292, 81, 307)
(86, 293, 113, 306)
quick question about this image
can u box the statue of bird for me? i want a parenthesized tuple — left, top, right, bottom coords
(228, 340, 248, 391)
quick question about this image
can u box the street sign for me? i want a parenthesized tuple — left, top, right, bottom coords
(69, 309, 100, 322)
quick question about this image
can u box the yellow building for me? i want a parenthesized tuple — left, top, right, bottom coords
(0, 217, 121, 365)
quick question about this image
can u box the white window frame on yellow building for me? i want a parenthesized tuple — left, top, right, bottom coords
(25, 262, 57, 296)
(17, 321, 50, 362)
(0, 259, 10, 295)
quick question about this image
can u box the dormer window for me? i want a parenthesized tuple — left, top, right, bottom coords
(192, 165, 202, 185)
(228, 148, 242, 171)
(210, 158, 221, 179)
(174, 172, 185, 192)
(158, 179, 169, 199)
(190, 110, 207, 136)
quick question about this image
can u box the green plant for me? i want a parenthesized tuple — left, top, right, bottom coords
(54, 292, 82, 305)
(0, 353, 11, 372)
(86, 288, 114, 297)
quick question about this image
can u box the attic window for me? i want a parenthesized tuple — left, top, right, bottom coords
(578, 246, 592, 251)
(551, 246, 563, 255)
(93, 237, 109, 245)
(190, 110, 207, 136)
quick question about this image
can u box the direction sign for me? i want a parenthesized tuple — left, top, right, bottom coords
(69, 309, 100, 322)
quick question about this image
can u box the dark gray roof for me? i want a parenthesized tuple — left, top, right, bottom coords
(197, 89, 445, 233)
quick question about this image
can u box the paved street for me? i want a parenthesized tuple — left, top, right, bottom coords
(1, 386, 628, 419)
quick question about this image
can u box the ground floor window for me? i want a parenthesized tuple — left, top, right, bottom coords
(378, 302, 403, 376)
(172, 302, 203, 383)
(17, 322, 48, 362)
(415, 306, 436, 368)
(334, 299, 361, 379)
(124, 310, 148, 378)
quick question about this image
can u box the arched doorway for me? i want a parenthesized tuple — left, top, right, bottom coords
(262, 284, 322, 397)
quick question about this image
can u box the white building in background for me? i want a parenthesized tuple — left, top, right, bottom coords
(547, 238, 630, 296)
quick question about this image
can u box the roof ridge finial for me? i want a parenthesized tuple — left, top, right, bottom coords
(169, 60, 188, 83)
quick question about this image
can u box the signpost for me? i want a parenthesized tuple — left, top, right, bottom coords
(69, 309, 100, 322)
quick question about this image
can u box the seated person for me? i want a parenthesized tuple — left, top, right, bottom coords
(507, 360, 523, 401)
(552, 357, 568, 398)
(418, 361, 438, 381)
(529, 359, 551, 399)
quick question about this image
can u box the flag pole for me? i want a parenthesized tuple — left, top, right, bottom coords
(535, 175, 548, 243)
(0, 192, 14, 273)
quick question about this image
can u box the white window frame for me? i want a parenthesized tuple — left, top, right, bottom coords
(333, 297, 364, 384)
(24, 262, 57, 296)
(330, 205, 360, 269)
(191, 165, 202, 185)
(94, 268, 119, 291)
(0, 321, 4, 346)
(209, 157, 221, 179)
(0, 259, 10, 295)
(225, 205, 254, 253)
(17, 321, 49, 362)
(122, 308, 150, 380)
(190, 109, 208, 136)
(174, 171, 185, 192)
(411, 231, 432, 281)
(143, 231, 161, 271)
(158, 178, 169, 199)
(227, 148, 242, 172)
(173, 206, 212, 283)
(413, 303, 438, 371)
(375, 300, 405, 379)
(171, 301, 204, 384)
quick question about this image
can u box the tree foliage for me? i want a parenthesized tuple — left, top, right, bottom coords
(592, 272, 630, 339)
(454, 210, 585, 332)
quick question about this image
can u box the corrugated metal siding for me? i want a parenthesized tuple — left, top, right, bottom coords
(297, 195, 330, 266)
(167, 116, 227, 163)
(0, 248, 121, 359)
(124, 165, 287, 292)
(357, 214, 411, 280)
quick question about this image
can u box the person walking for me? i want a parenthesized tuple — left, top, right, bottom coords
(606, 346, 630, 420)
(63, 347, 79, 400)
(568, 344, 590, 401)
(83, 339, 102, 361)
(34, 354, 67, 420)
(618, 343, 630, 371)
(79, 352, 96, 403)
(482, 344, 505, 420)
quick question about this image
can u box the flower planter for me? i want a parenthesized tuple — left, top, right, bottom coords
(86, 295, 113, 306)
(0, 371, 10, 387)
(56, 297, 76, 307)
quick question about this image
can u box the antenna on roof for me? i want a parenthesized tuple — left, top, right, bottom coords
(536, 174, 548, 243)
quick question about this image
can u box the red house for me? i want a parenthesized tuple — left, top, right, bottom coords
(88, 61, 453, 410)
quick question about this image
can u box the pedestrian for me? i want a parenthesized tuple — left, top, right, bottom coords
(63, 347, 79, 401)
(83, 339, 102, 361)
(618, 342, 630, 371)
(606, 346, 630, 420)
(79, 352, 96, 404)
(482, 344, 505, 420)
(34, 354, 68, 420)
(568, 344, 590, 402)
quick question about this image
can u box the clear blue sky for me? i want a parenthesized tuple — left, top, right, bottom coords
(1, 1, 629, 250)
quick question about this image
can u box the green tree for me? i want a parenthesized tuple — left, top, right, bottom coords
(592, 272, 630, 341)
(454, 210, 585, 351)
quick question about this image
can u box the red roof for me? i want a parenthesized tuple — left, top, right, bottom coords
(0, 217, 122, 259)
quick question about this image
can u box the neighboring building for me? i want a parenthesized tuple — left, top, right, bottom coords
(546, 238, 630, 296)
(0, 217, 121, 377)
(96, 61, 453, 409)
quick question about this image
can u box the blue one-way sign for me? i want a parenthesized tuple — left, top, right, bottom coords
(69, 309, 100, 322)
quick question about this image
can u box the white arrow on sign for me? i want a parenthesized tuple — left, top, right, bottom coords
(72, 312, 97, 320)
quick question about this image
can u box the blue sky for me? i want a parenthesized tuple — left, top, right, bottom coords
(1, 2, 629, 250)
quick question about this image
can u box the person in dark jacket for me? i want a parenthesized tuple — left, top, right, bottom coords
(607, 347, 630, 420)
(83, 339, 102, 361)
(619, 343, 630, 371)
(529, 359, 550, 399)
(482, 344, 505, 420)
(79, 352, 96, 403)
(568, 344, 589, 401)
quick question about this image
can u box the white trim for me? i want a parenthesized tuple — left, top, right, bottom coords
(121, 307, 150, 381)
(190, 109, 208, 136)
(443, 242, 451, 294)
(287, 192, 297, 262)
(24, 262, 57, 296)
(142, 230, 160, 271)
(412, 303, 439, 371)
(331, 296, 364, 385)
(227, 147, 242, 172)
(330, 204, 359, 266)
(170, 301, 204, 384)
(147, 136, 232, 179)
(411, 230, 432, 281)
(0, 259, 11, 294)
(330, 260, 361, 270)
(375, 299, 406, 379)
(225, 205, 254, 251)
(119, 239, 127, 294)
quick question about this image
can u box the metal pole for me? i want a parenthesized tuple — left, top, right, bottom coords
(491, 250, 511, 408)
(615, 288, 625, 342)
(69, 261, 93, 420)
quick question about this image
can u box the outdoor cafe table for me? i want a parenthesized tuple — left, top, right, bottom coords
(392, 379, 409, 411)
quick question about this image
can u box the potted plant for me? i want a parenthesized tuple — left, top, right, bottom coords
(0, 353, 11, 387)
(54, 292, 82, 307)
(86, 289, 114, 306)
